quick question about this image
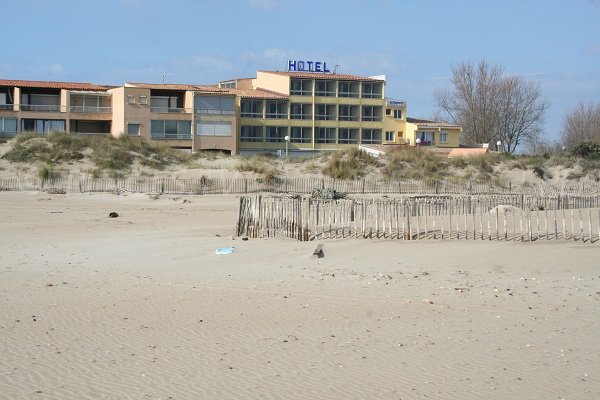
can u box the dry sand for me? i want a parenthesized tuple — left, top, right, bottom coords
(1, 191, 599, 399)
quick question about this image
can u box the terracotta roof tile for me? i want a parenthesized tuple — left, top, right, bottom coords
(259, 71, 384, 81)
(0, 79, 108, 91)
(226, 87, 288, 99)
(448, 148, 490, 157)
(406, 117, 461, 129)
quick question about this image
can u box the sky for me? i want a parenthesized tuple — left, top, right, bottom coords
(1, 0, 599, 144)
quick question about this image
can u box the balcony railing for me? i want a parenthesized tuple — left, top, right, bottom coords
(0, 104, 14, 110)
(315, 90, 336, 97)
(339, 91, 359, 98)
(266, 112, 287, 119)
(240, 112, 263, 118)
(70, 106, 112, 113)
(339, 115, 359, 121)
(315, 114, 336, 121)
(150, 132, 192, 140)
(194, 109, 235, 115)
(291, 114, 312, 120)
(151, 106, 188, 113)
(290, 89, 312, 96)
(362, 116, 383, 122)
(20, 104, 62, 112)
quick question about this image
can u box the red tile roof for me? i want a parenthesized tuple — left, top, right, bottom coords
(227, 87, 288, 99)
(0, 79, 108, 91)
(407, 117, 461, 129)
(448, 148, 490, 157)
(259, 71, 384, 81)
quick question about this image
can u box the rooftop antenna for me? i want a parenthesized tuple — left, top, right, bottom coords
(162, 72, 172, 84)
(333, 64, 341, 74)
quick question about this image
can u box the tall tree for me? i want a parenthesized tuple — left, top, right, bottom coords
(561, 102, 600, 148)
(435, 60, 549, 153)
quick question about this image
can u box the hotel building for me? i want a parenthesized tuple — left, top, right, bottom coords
(0, 69, 461, 155)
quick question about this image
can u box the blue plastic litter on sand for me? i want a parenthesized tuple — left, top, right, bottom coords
(215, 247, 234, 255)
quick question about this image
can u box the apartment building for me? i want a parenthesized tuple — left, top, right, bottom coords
(0, 69, 461, 155)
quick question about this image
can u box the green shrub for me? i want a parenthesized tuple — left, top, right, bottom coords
(572, 141, 600, 159)
(322, 148, 379, 180)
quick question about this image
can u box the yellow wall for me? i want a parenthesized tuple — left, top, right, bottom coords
(254, 72, 290, 94)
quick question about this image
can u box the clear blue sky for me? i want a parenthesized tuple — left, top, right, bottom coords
(1, 0, 599, 143)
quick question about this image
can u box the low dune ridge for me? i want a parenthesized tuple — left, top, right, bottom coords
(1, 192, 599, 399)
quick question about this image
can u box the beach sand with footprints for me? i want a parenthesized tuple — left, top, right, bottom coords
(1, 191, 599, 399)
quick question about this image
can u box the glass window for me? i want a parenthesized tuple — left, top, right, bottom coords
(290, 103, 312, 120)
(197, 122, 231, 136)
(316, 127, 336, 144)
(290, 79, 312, 96)
(241, 100, 263, 118)
(0, 117, 18, 137)
(315, 80, 335, 97)
(439, 131, 448, 143)
(362, 82, 382, 98)
(339, 128, 359, 144)
(394, 109, 402, 119)
(416, 131, 434, 145)
(362, 106, 382, 122)
(315, 104, 336, 120)
(338, 81, 359, 97)
(385, 131, 394, 141)
(195, 96, 235, 114)
(240, 126, 263, 142)
(361, 129, 382, 144)
(265, 126, 288, 142)
(139, 95, 148, 104)
(290, 126, 312, 143)
(128, 123, 140, 135)
(266, 101, 287, 119)
(127, 95, 136, 104)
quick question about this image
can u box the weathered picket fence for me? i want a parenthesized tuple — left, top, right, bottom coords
(1, 176, 600, 196)
(236, 195, 600, 243)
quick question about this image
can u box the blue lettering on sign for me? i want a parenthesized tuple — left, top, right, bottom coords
(287, 60, 331, 73)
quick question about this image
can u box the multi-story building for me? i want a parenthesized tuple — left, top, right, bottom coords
(0, 69, 461, 154)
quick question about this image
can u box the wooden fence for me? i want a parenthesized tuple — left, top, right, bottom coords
(236, 195, 600, 243)
(2, 176, 600, 197)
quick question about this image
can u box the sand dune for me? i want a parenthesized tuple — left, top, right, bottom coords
(1, 192, 599, 399)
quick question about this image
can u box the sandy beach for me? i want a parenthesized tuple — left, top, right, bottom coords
(1, 191, 599, 399)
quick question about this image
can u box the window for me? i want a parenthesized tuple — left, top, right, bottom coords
(385, 108, 391, 116)
(315, 80, 335, 97)
(0, 117, 18, 137)
(195, 96, 235, 114)
(21, 119, 65, 133)
(265, 126, 288, 142)
(362, 82, 382, 98)
(197, 122, 232, 137)
(127, 95, 136, 105)
(416, 131, 434, 145)
(315, 104, 336, 120)
(385, 131, 394, 141)
(339, 128, 359, 144)
(338, 81, 359, 97)
(361, 129, 382, 144)
(240, 100, 263, 118)
(338, 105, 358, 121)
(150, 120, 191, 139)
(127, 123, 140, 136)
(362, 106, 382, 121)
(219, 81, 236, 89)
(316, 127, 336, 144)
(265, 101, 288, 119)
(439, 131, 448, 143)
(290, 103, 312, 119)
(393, 109, 402, 119)
(139, 95, 148, 105)
(290, 79, 312, 96)
(290, 126, 312, 143)
(240, 126, 263, 142)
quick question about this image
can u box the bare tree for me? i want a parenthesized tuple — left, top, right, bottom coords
(435, 60, 549, 153)
(561, 102, 600, 148)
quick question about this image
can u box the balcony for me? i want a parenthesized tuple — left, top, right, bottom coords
(151, 132, 192, 140)
(265, 112, 286, 119)
(70, 106, 112, 113)
(0, 104, 14, 111)
(20, 104, 62, 112)
(151, 106, 189, 113)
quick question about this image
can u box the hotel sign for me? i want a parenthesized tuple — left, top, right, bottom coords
(287, 60, 330, 73)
